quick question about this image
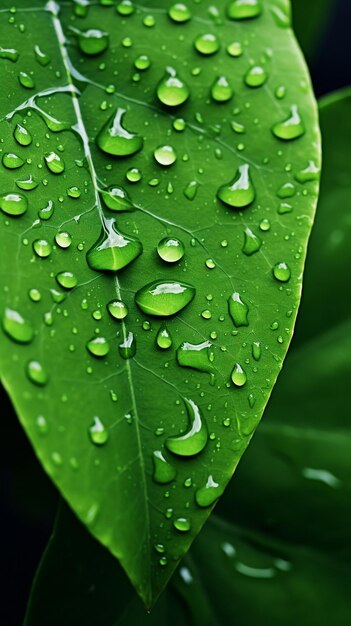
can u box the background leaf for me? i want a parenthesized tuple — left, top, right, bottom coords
(0, 0, 319, 604)
(291, 0, 334, 61)
(25, 88, 351, 626)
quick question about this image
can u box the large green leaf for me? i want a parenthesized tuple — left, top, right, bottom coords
(0, 0, 320, 604)
(24, 88, 351, 625)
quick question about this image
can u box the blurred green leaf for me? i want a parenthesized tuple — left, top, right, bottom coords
(0, 0, 320, 604)
(292, 0, 334, 60)
(24, 89, 351, 625)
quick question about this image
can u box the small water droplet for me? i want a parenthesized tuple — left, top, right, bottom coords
(135, 280, 195, 316)
(55, 232, 72, 248)
(156, 325, 172, 349)
(45, 151, 65, 174)
(194, 33, 220, 55)
(100, 185, 134, 212)
(295, 161, 320, 183)
(26, 360, 48, 386)
(231, 362, 247, 387)
(116, 0, 135, 16)
(173, 517, 191, 532)
(56, 271, 78, 290)
(33, 239, 52, 258)
(97, 108, 143, 156)
(19, 71, 35, 89)
(86, 336, 110, 357)
(252, 341, 261, 360)
(157, 67, 190, 107)
(34, 44, 51, 66)
(166, 398, 208, 457)
(154, 144, 177, 166)
(227, 0, 262, 20)
(157, 237, 184, 262)
(86, 218, 142, 272)
(242, 227, 262, 255)
(272, 105, 305, 141)
(77, 28, 109, 55)
(14, 123, 32, 146)
(228, 292, 249, 327)
(217, 164, 255, 208)
(152, 450, 177, 484)
(0, 47, 19, 62)
(211, 75, 233, 102)
(245, 65, 267, 88)
(195, 475, 224, 507)
(2, 308, 33, 343)
(168, 3, 192, 22)
(183, 180, 199, 200)
(107, 299, 128, 320)
(227, 41, 243, 56)
(119, 331, 136, 359)
(39, 200, 54, 220)
(89, 416, 109, 445)
(16, 175, 38, 191)
(273, 262, 291, 282)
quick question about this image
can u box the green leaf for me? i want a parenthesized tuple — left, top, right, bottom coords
(291, 0, 333, 60)
(0, 0, 320, 604)
(24, 88, 351, 626)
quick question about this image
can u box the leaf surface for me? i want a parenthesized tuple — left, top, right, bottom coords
(0, 0, 319, 604)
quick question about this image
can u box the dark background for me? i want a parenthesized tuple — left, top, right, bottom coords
(1, 1, 351, 624)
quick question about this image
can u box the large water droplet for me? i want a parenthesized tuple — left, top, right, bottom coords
(86, 218, 142, 272)
(211, 75, 233, 102)
(14, 123, 32, 146)
(44, 151, 65, 174)
(135, 280, 195, 316)
(86, 336, 110, 358)
(154, 145, 177, 166)
(228, 292, 249, 327)
(119, 331, 136, 359)
(168, 3, 192, 22)
(100, 185, 134, 212)
(26, 360, 48, 386)
(242, 227, 262, 255)
(0, 47, 19, 62)
(157, 67, 190, 107)
(152, 450, 177, 484)
(272, 106, 305, 141)
(16, 175, 38, 191)
(89, 416, 109, 445)
(166, 398, 208, 457)
(0, 193, 27, 216)
(2, 152, 24, 169)
(156, 325, 172, 349)
(217, 164, 255, 209)
(55, 232, 72, 248)
(177, 340, 214, 374)
(273, 262, 291, 282)
(2, 308, 33, 343)
(97, 108, 143, 156)
(227, 0, 262, 20)
(107, 299, 128, 320)
(77, 28, 109, 55)
(157, 237, 184, 263)
(195, 475, 224, 507)
(194, 33, 220, 55)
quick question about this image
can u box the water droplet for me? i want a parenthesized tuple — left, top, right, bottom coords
(227, 0, 262, 20)
(107, 299, 128, 320)
(0, 47, 19, 62)
(45, 151, 65, 174)
(173, 517, 191, 532)
(157, 67, 190, 107)
(97, 108, 143, 157)
(34, 44, 51, 66)
(194, 33, 220, 55)
(156, 325, 172, 349)
(152, 450, 177, 484)
(135, 280, 195, 316)
(100, 185, 134, 212)
(295, 161, 320, 183)
(0, 192, 27, 216)
(26, 360, 48, 386)
(259, 218, 271, 231)
(173, 118, 186, 131)
(116, 0, 135, 16)
(273, 262, 291, 282)
(33, 239, 52, 258)
(2, 152, 24, 169)
(56, 271, 78, 290)
(252, 341, 261, 360)
(166, 398, 208, 457)
(14, 123, 32, 146)
(89, 416, 109, 446)
(227, 41, 243, 57)
(55, 232, 72, 248)
(16, 175, 38, 191)
(119, 331, 136, 359)
(126, 167, 142, 183)
(211, 75, 233, 102)
(168, 3, 192, 22)
(2, 308, 33, 343)
(231, 363, 247, 387)
(217, 164, 255, 209)
(245, 65, 267, 88)
(242, 227, 262, 255)
(154, 144, 177, 166)
(272, 106, 305, 141)
(86, 336, 110, 357)
(29, 288, 41, 302)
(19, 71, 35, 89)
(277, 182, 296, 199)
(39, 200, 54, 220)
(177, 340, 214, 374)
(77, 28, 109, 55)
(35, 415, 49, 435)
(67, 186, 81, 199)
(157, 237, 184, 263)
(86, 218, 142, 272)
(183, 180, 199, 200)
(231, 120, 245, 134)
(195, 475, 224, 507)
(228, 292, 249, 327)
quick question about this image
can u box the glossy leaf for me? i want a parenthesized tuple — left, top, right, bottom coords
(0, 0, 319, 604)
(24, 89, 351, 625)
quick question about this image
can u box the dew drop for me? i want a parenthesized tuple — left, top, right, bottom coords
(177, 340, 214, 374)
(2, 308, 33, 344)
(166, 398, 208, 457)
(183, 180, 199, 200)
(195, 475, 224, 507)
(14, 123, 32, 146)
(135, 280, 195, 316)
(242, 227, 262, 256)
(0, 192, 27, 216)
(154, 145, 177, 166)
(88, 416, 109, 446)
(227, 0, 262, 20)
(77, 28, 109, 55)
(16, 175, 38, 191)
(107, 299, 128, 320)
(152, 450, 177, 484)
(157, 237, 184, 263)
(157, 67, 190, 107)
(119, 331, 136, 359)
(86, 218, 142, 272)
(194, 33, 220, 55)
(168, 3, 192, 22)
(116, 0, 135, 15)
(0, 47, 19, 62)
(100, 185, 134, 212)
(18, 71, 35, 89)
(217, 164, 255, 209)
(252, 341, 261, 361)
(228, 292, 249, 327)
(34, 44, 51, 66)
(26, 360, 48, 386)
(156, 325, 172, 349)
(272, 106, 305, 141)
(86, 336, 110, 358)
(97, 108, 143, 157)
(245, 65, 267, 88)
(56, 271, 78, 290)
(273, 262, 291, 282)
(227, 41, 243, 57)
(295, 161, 320, 183)
(44, 151, 65, 174)
(134, 54, 151, 70)
(33, 239, 52, 258)
(2, 152, 24, 169)
(231, 363, 247, 387)
(211, 75, 233, 102)
(55, 232, 72, 248)
(39, 200, 54, 220)
(173, 517, 191, 532)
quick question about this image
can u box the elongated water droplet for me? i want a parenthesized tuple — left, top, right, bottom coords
(97, 108, 143, 156)
(166, 398, 208, 457)
(19, 71, 35, 89)
(217, 164, 255, 208)
(228, 292, 249, 327)
(0, 47, 19, 62)
(89, 417, 109, 446)
(157, 67, 190, 107)
(295, 161, 320, 183)
(34, 44, 51, 66)
(157, 237, 184, 263)
(87, 218, 142, 272)
(45, 151, 65, 174)
(100, 185, 134, 211)
(86, 336, 110, 357)
(107, 299, 128, 320)
(243, 227, 262, 255)
(272, 105, 305, 141)
(135, 280, 195, 316)
(33, 239, 52, 258)
(177, 340, 214, 374)
(245, 65, 267, 87)
(14, 123, 32, 146)
(173, 517, 191, 532)
(194, 33, 220, 55)
(156, 325, 172, 349)
(0, 193, 27, 216)
(231, 363, 247, 387)
(77, 28, 109, 55)
(227, 0, 262, 20)
(211, 75, 233, 102)
(168, 3, 192, 22)
(252, 341, 261, 360)
(2, 152, 24, 169)
(38, 200, 54, 220)
(154, 145, 177, 166)
(56, 271, 78, 290)
(273, 262, 291, 282)
(195, 475, 224, 507)
(119, 331, 136, 359)
(152, 450, 177, 484)
(16, 175, 38, 191)
(26, 360, 48, 386)
(2, 308, 33, 343)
